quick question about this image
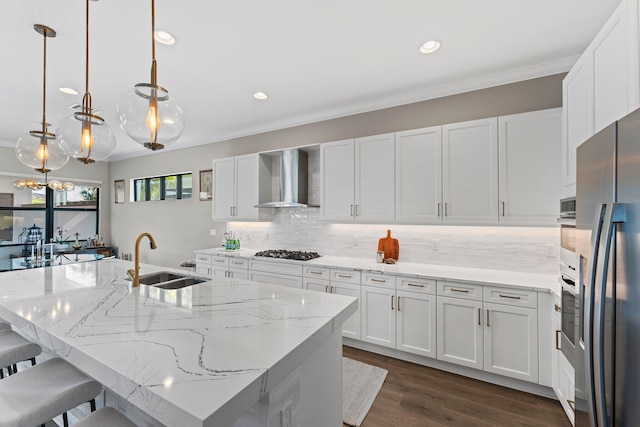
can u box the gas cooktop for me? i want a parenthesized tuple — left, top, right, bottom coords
(254, 250, 321, 261)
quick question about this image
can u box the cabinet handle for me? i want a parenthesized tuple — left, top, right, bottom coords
(350, 204, 354, 217)
(501, 201, 506, 217)
(437, 203, 441, 217)
(450, 288, 469, 293)
(499, 294, 521, 300)
(215, 259, 225, 263)
(555, 304, 561, 312)
(230, 206, 233, 216)
(229, 271, 233, 278)
(555, 330, 562, 350)
(567, 400, 575, 412)
(371, 278, 386, 283)
(338, 274, 352, 279)
(233, 261, 243, 265)
(330, 286, 334, 293)
(478, 308, 481, 325)
(407, 283, 425, 288)
(486, 309, 490, 327)
(325, 285, 329, 293)
(356, 204, 360, 216)
(391, 295, 394, 310)
(397, 296, 401, 311)
(444, 202, 448, 217)
(309, 271, 323, 275)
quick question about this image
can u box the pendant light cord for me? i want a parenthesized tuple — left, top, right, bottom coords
(85, 0, 89, 96)
(41, 28, 48, 134)
(150, 0, 157, 85)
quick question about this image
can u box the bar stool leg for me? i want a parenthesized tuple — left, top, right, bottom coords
(63, 412, 69, 427)
(90, 399, 96, 412)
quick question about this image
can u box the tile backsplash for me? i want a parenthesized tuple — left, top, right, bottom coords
(228, 207, 559, 275)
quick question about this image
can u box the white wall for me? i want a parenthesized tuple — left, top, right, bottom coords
(108, 74, 565, 268)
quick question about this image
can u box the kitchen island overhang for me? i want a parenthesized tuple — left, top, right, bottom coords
(0, 259, 357, 427)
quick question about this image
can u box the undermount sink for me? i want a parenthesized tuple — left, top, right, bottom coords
(138, 271, 186, 285)
(153, 276, 208, 290)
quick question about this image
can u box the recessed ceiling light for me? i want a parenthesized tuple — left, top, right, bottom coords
(155, 30, 175, 45)
(420, 40, 441, 54)
(58, 86, 78, 95)
(253, 92, 269, 100)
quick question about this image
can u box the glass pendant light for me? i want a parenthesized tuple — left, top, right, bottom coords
(116, 0, 184, 151)
(56, 0, 115, 163)
(15, 24, 69, 173)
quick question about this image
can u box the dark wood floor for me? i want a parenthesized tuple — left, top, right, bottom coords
(343, 346, 571, 427)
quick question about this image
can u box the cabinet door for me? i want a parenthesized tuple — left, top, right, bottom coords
(331, 282, 361, 341)
(483, 302, 539, 383)
(212, 267, 228, 278)
(552, 294, 562, 398)
(558, 351, 576, 425)
(396, 290, 436, 358)
(229, 269, 249, 280)
(436, 296, 483, 369)
(395, 127, 442, 223)
(234, 154, 260, 220)
(354, 133, 395, 222)
(303, 277, 330, 293)
(442, 118, 498, 223)
(320, 139, 355, 221)
(212, 157, 235, 220)
(562, 54, 592, 198)
(498, 109, 562, 224)
(196, 265, 212, 278)
(361, 285, 395, 349)
(592, 0, 638, 134)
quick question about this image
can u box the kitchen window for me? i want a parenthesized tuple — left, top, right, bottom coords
(133, 172, 192, 202)
(0, 178, 100, 247)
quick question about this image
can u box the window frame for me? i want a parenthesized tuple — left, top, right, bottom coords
(132, 172, 192, 202)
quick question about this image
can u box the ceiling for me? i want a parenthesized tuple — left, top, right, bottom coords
(0, 0, 620, 161)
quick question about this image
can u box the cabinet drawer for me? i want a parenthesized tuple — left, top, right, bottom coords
(195, 254, 212, 264)
(249, 271, 303, 289)
(362, 272, 396, 288)
(303, 265, 330, 280)
(229, 258, 249, 269)
(330, 269, 361, 285)
(249, 260, 303, 277)
(397, 276, 436, 295)
(437, 281, 482, 301)
(212, 256, 229, 268)
(483, 286, 538, 308)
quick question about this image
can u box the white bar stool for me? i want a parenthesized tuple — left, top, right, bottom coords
(0, 357, 102, 427)
(0, 329, 41, 378)
(74, 407, 137, 427)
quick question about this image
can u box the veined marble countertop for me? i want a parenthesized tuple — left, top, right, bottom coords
(0, 258, 357, 427)
(194, 247, 560, 295)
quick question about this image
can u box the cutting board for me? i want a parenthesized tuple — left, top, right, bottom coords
(377, 229, 399, 261)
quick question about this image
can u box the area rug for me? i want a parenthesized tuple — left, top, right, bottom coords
(343, 357, 388, 427)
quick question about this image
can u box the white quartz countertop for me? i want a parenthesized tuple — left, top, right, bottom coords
(195, 248, 560, 295)
(0, 259, 357, 427)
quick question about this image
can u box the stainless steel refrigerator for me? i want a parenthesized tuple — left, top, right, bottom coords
(575, 107, 640, 426)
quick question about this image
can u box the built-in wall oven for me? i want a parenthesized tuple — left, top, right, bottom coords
(558, 197, 578, 363)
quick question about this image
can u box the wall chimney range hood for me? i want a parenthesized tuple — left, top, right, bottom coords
(255, 149, 310, 208)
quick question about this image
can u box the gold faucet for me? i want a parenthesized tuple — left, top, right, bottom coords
(126, 232, 157, 287)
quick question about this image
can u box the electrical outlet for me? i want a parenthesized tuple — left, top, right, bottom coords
(546, 244, 556, 257)
(209, 229, 216, 237)
(431, 239, 439, 251)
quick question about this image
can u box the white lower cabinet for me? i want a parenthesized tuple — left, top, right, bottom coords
(362, 275, 436, 358)
(558, 351, 576, 425)
(483, 302, 538, 382)
(436, 295, 484, 369)
(437, 282, 540, 383)
(304, 267, 361, 340)
(212, 256, 249, 279)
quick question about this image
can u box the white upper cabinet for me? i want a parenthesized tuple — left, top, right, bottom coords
(320, 139, 355, 221)
(212, 157, 235, 220)
(442, 118, 499, 223)
(320, 133, 395, 222)
(562, 0, 640, 198)
(212, 154, 266, 221)
(562, 53, 592, 198)
(395, 126, 442, 223)
(591, 0, 639, 133)
(355, 133, 396, 222)
(498, 108, 562, 224)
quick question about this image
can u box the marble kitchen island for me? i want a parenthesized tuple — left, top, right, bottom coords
(0, 258, 357, 427)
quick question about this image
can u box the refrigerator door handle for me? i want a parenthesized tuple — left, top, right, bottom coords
(587, 203, 626, 427)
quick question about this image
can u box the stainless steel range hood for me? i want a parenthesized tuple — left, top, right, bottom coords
(255, 149, 309, 208)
